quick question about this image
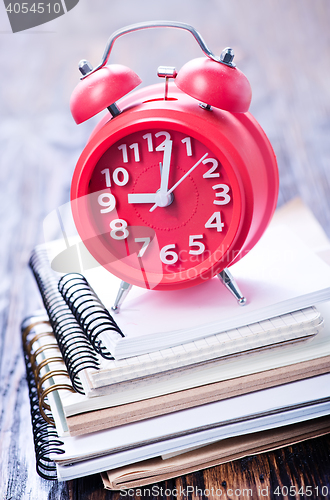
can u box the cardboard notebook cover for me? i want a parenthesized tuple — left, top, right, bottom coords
(101, 415, 330, 490)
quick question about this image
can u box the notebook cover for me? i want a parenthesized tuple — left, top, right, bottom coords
(101, 415, 330, 490)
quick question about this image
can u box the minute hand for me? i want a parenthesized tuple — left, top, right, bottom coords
(149, 153, 209, 212)
(159, 139, 173, 195)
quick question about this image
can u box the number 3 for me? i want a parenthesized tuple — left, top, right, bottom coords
(212, 184, 231, 205)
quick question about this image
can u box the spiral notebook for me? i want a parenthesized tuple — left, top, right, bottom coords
(23, 254, 330, 482)
(22, 311, 330, 437)
(24, 313, 330, 478)
(22, 314, 330, 483)
(52, 225, 330, 359)
(28, 246, 327, 410)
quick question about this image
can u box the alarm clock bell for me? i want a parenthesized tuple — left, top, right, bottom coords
(69, 21, 279, 312)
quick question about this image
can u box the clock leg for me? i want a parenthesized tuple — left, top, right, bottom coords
(111, 281, 133, 313)
(217, 268, 247, 306)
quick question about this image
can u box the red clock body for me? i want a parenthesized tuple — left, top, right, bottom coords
(71, 83, 278, 290)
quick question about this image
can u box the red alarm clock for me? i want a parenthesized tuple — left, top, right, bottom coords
(70, 22, 278, 306)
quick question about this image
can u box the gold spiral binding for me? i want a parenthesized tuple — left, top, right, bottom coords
(26, 330, 55, 356)
(22, 317, 76, 426)
(37, 370, 72, 392)
(39, 384, 76, 425)
(21, 317, 50, 344)
(34, 356, 66, 379)
(37, 369, 72, 414)
(30, 343, 60, 374)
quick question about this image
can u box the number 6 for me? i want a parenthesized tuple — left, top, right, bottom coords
(160, 244, 178, 264)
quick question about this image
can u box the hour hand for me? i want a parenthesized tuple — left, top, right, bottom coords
(128, 193, 157, 204)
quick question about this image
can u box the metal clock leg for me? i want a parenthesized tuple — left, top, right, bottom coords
(111, 281, 133, 313)
(217, 268, 247, 306)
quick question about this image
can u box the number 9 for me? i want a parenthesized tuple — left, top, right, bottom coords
(98, 193, 116, 213)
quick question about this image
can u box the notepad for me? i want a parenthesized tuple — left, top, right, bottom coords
(30, 304, 323, 421)
(85, 306, 321, 390)
(57, 224, 330, 359)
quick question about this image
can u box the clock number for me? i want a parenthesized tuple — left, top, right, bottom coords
(135, 237, 151, 257)
(118, 143, 140, 163)
(143, 133, 153, 152)
(129, 143, 140, 162)
(113, 167, 129, 186)
(202, 158, 220, 178)
(110, 219, 129, 240)
(160, 244, 179, 265)
(101, 168, 129, 187)
(205, 212, 225, 232)
(101, 168, 111, 187)
(118, 144, 128, 163)
(181, 137, 192, 156)
(98, 193, 116, 213)
(155, 131, 172, 151)
(189, 235, 205, 255)
(212, 184, 231, 205)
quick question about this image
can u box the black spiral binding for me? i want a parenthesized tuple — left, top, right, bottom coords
(29, 247, 100, 394)
(22, 315, 65, 480)
(58, 273, 124, 359)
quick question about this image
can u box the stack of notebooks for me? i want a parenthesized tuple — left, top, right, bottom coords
(22, 199, 330, 489)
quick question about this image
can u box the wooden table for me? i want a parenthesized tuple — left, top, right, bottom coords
(1, 1, 330, 498)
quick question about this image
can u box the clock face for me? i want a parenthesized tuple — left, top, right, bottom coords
(73, 124, 244, 289)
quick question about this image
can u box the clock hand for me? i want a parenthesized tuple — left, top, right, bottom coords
(159, 139, 173, 195)
(149, 152, 209, 212)
(128, 140, 173, 206)
(128, 193, 157, 204)
(167, 152, 209, 194)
